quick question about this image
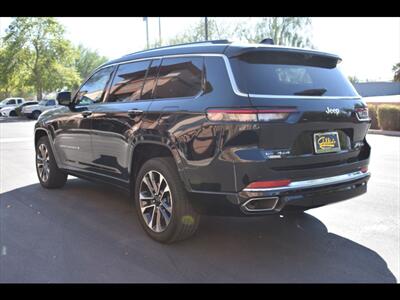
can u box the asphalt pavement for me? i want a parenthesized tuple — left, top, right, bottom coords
(0, 119, 399, 283)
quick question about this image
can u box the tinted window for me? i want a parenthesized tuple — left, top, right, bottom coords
(154, 57, 203, 99)
(141, 59, 161, 100)
(107, 61, 150, 102)
(75, 67, 114, 105)
(230, 51, 358, 97)
(7, 100, 16, 104)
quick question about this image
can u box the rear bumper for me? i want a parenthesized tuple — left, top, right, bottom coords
(189, 170, 370, 216)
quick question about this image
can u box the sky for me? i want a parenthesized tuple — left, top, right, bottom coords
(0, 17, 399, 82)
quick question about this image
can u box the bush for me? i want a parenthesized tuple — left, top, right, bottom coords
(367, 105, 379, 129)
(377, 105, 400, 131)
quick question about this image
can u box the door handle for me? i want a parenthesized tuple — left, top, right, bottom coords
(81, 110, 93, 117)
(128, 109, 143, 117)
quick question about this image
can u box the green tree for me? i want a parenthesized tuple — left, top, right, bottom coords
(2, 17, 80, 100)
(73, 44, 108, 88)
(235, 17, 313, 47)
(348, 75, 360, 84)
(392, 63, 400, 82)
(166, 18, 226, 47)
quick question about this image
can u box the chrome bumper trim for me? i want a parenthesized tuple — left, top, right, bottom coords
(243, 171, 370, 192)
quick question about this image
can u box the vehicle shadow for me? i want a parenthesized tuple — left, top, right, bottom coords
(0, 178, 396, 283)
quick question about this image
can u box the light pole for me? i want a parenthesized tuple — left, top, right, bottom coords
(158, 17, 161, 46)
(205, 17, 208, 41)
(143, 17, 149, 49)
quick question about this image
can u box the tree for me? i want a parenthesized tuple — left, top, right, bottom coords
(392, 63, 400, 82)
(166, 18, 226, 46)
(235, 17, 313, 48)
(73, 44, 108, 90)
(2, 17, 80, 99)
(162, 17, 313, 50)
(348, 75, 360, 84)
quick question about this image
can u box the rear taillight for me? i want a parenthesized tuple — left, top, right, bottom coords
(206, 109, 296, 122)
(355, 107, 369, 121)
(360, 166, 368, 173)
(245, 179, 291, 189)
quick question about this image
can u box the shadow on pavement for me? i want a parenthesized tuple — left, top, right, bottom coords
(0, 178, 396, 283)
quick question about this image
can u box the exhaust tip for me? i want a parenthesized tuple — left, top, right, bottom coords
(242, 197, 279, 212)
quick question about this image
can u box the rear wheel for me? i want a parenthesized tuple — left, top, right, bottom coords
(9, 110, 17, 117)
(36, 136, 68, 188)
(32, 110, 41, 119)
(134, 157, 200, 243)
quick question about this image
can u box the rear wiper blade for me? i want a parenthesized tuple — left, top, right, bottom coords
(294, 88, 327, 96)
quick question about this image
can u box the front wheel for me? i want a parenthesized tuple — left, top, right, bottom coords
(36, 136, 68, 188)
(134, 157, 200, 243)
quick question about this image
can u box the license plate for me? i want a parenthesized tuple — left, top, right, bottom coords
(313, 131, 341, 154)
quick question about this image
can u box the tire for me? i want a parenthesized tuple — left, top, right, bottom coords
(9, 110, 17, 117)
(32, 110, 41, 119)
(134, 157, 200, 243)
(35, 136, 68, 189)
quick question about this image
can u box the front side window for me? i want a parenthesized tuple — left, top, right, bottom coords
(107, 60, 150, 102)
(7, 99, 16, 105)
(75, 66, 114, 105)
(153, 57, 203, 99)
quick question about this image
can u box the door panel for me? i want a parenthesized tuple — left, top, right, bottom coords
(52, 66, 115, 172)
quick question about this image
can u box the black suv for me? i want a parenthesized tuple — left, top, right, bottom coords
(34, 40, 371, 243)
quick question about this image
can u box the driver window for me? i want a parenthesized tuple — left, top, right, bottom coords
(75, 66, 114, 106)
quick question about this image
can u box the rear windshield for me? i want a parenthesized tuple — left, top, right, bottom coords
(229, 51, 358, 97)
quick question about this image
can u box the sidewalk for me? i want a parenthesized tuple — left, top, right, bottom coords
(368, 129, 400, 137)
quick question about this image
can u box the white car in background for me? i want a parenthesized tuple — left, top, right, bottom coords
(0, 97, 25, 110)
(22, 99, 60, 119)
(1, 101, 38, 117)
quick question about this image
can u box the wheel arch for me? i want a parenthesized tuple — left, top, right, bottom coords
(34, 127, 61, 168)
(129, 141, 190, 193)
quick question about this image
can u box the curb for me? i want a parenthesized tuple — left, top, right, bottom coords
(368, 129, 400, 137)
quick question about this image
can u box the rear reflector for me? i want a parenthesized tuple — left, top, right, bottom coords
(245, 179, 291, 189)
(206, 108, 296, 122)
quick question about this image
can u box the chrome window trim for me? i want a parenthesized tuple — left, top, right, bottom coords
(243, 170, 370, 192)
(93, 53, 361, 100)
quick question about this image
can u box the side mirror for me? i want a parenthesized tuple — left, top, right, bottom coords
(56, 92, 72, 106)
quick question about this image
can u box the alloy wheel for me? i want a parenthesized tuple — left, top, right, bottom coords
(37, 144, 50, 182)
(139, 170, 173, 233)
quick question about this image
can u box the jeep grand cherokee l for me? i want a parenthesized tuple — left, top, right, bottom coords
(34, 40, 371, 243)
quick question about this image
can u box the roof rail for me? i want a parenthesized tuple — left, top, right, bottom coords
(123, 39, 231, 57)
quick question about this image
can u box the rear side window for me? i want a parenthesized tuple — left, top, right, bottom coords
(230, 51, 358, 97)
(141, 59, 161, 100)
(153, 57, 203, 99)
(107, 60, 150, 102)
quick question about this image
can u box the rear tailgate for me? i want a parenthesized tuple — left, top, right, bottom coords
(228, 48, 371, 176)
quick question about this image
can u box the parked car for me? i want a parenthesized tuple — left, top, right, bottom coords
(15, 101, 39, 116)
(0, 97, 24, 110)
(1, 101, 38, 117)
(22, 99, 59, 119)
(34, 40, 371, 243)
